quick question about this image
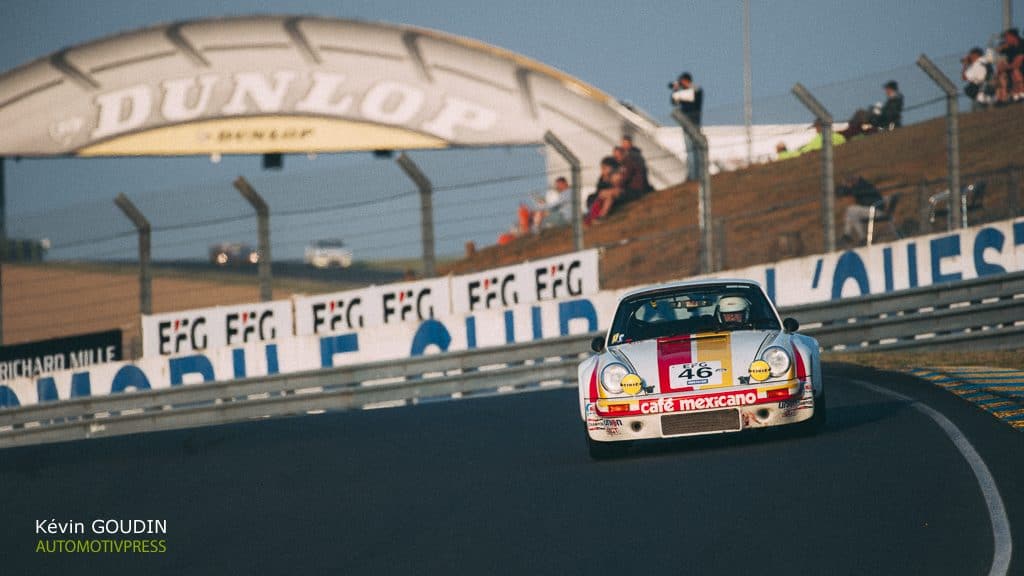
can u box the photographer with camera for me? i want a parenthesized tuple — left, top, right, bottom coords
(670, 72, 704, 182)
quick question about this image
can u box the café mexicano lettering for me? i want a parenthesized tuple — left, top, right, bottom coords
(88, 71, 499, 142)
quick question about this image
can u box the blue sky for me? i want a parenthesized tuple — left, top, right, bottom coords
(2, 0, 1020, 261)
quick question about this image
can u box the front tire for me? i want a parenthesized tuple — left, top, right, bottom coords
(801, 392, 827, 435)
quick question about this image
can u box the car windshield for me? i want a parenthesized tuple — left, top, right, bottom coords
(607, 283, 780, 345)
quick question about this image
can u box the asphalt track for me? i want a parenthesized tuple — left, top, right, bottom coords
(2, 363, 1023, 575)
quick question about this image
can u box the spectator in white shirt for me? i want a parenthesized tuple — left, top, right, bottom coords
(962, 47, 994, 109)
(532, 177, 573, 232)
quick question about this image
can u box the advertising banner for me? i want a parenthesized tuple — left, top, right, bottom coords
(293, 277, 450, 337)
(8, 220, 1024, 409)
(449, 249, 600, 314)
(2, 293, 619, 408)
(0, 330, 122, 380)
(141, 300, 293, 358)
(697, 217, 1024, 307)
(145, 249, 600, 353)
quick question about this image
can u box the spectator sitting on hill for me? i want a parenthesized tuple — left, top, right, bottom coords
(840, 81, 903, 138)
(585, 156, 622, 225)
(996, 28, 1024, 103)
(620, 135, 653, 195)
(872, 81, 903, 130)
(517, 203, 531, 236)
(612, 145, 649, 201)
(531, 176, 573, 232)
(837, 174, 883, 246)
(962, 46, 995, 108)
(497, 222, 519, 246)
(840, 107, 875, 139)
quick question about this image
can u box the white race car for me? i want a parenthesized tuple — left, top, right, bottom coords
(579, 279, 824, 459)
(305, 239, 354, 269)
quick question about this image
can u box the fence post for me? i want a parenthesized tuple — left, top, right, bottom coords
(543, 131, 583, 251)
(0, 157, 5, 344)
(396, 153, 435, 277)
(713, 218, 726, 271)
(671, 109, 713, 273)
(114, 194, 152, 324)
(791, 83, 836, 253)
(232, 177, 273, 301)
(1009, 166, 1020, 218)
(917, 54, 962, 229)
(918, 179, 932, 234)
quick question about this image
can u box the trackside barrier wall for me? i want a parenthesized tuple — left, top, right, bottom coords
(1, 293, 620, 408)
(142, 249, 600, 357)
(0, 333, 597, 449)
(3, 266, 1021, 448)
(695, 217, 1024, 306)
(2, 217, 1024, 411)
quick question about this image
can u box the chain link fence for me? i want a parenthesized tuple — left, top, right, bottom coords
(3, 47, 1023, 353)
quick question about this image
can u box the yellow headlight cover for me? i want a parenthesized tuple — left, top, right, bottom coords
(621, 374, 643, 395)
(749, 360, 771, 382)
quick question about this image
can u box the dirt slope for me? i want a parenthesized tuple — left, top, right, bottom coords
(447, 105, 1024, 288)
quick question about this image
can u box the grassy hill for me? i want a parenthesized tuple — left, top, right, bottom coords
(445, 105, 1024, 289)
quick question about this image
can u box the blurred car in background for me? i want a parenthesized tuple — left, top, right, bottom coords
(209, 242, 260, 267)
(305, 239, 353, 268)
(1, 237, 49, 262)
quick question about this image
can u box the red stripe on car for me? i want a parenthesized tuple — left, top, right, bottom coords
(793, 345, 806, 380)
(657, 335, 692, 393)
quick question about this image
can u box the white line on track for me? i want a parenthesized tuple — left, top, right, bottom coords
(853, 379, 1012, 576)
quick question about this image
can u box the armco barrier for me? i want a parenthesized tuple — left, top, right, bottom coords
(3, 270, 1024, 449)
(0, 333, 597, 449)
(781, 270, 1024, 352)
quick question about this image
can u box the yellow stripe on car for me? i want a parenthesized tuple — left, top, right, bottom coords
(695, 332, 733, 389)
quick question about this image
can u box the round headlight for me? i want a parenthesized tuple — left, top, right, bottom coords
(762, 347, 791, 378)
(601, 363, 628, 394)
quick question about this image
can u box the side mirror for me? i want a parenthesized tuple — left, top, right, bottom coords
(783, 317, 800, 333)
(591, 336, 606, 353)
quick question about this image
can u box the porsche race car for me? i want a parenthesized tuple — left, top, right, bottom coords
(579, 279, 824, 459)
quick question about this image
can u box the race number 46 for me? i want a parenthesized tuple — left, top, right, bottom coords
(670, 361, 723, 388)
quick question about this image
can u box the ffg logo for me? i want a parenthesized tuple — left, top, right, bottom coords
(534, 260, 583, 300)
(158, 317, 208, 355)
(312, 298, 364, 333)
(226, 310, 276, 345)
(382, 288, 434, 324)
(467, 274, 518, 311)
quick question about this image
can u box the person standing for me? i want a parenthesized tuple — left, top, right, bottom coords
(671, 72, 704, 182)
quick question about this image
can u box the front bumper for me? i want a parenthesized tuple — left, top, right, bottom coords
(585, 380, 816, 442)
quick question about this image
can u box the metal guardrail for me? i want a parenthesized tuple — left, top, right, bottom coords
(781, 271, 1024, 352)
(3, 270, 1022, 448)
(0, 333, 597, 449)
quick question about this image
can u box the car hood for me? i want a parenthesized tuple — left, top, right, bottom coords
(607, 330, 784, 393)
